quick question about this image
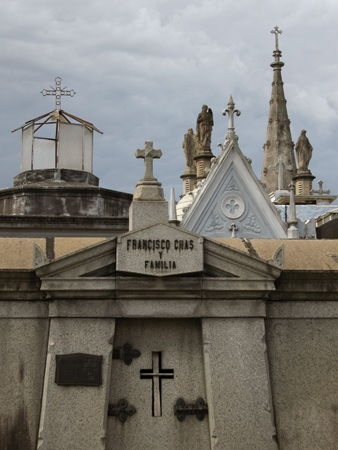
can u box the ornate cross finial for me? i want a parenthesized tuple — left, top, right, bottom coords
(222, 95, 241, 143)
(311, 180, 331, 196)
(135, 141, 162, 180)
(271, 26, 283, 62)
(41, 76, 76, 110)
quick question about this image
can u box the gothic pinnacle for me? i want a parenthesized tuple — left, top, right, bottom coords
(261, 28, 297, 195)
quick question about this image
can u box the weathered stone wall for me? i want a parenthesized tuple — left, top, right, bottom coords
(266, 317, 338, 449)
(0, 317, 49, 450)
(0, 185, 132, 217)
(1, 310, 338, 449)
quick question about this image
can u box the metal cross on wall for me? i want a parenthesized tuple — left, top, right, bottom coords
(41, 76, 76, 110)
(140, 352, 174, 417)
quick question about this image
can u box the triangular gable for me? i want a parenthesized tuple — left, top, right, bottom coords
(35, 238, 117, 279)
(35, 223, 282, 301)
(180, 138, 287, 239)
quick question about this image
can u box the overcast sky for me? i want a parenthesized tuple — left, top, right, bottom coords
(1, 0, 338, 202)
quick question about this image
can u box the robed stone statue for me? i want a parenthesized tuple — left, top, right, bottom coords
(182, 128, 197, 168)
(295, 130, 313, 171)
(196, 105, 213, 151)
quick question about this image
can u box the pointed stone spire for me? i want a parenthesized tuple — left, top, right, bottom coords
(287, 181, 299, 239)
(261, 27, 297, 195)
(169, 187, 180, 226)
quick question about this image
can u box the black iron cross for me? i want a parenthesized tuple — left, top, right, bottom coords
(140, 352, 174, 417)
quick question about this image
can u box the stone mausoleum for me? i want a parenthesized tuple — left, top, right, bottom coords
(1, 31, 338, 450)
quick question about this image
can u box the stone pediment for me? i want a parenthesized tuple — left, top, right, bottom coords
(180, 139, 287, 239)
(35, 223, 282, 303)
(116, 223, 203, 277)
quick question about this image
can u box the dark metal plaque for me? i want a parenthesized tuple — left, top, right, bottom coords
(55, 353, 103, 386)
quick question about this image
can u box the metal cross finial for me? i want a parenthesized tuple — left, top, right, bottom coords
(41, 76, 76, 110)
(135, 141, 162, 180)
(271, 26, 283, 62)
(222, 95, 241, 144)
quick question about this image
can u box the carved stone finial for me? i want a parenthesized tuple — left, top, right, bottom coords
(222, 95, 241, 143)
(169, 187, 180, 225)
(130, 140, 167, 230)
(311, 180, 331, 196)
(295, 130, 313, 172)
(135, 141, 162, 181)
(271, 26, 283, 62)
(229, 222, 239, 238)
(288, 181, 299, 239)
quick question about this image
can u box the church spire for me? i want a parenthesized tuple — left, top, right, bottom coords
(261, 27, 297, 195)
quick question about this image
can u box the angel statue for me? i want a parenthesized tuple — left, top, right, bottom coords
(196, 105, 213, 151)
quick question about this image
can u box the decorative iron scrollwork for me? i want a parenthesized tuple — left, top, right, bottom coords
(108, 399, 136, 422)
(174, 397, 208, 422)
(113, 343, 141, 365)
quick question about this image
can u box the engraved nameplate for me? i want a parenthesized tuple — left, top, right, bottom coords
(117, 223, 203, 277)
(55, 353, 103, 386)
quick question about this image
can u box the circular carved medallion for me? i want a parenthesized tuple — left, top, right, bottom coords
(221, 195, 245, 219)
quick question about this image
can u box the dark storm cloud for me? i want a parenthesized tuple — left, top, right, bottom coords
(0, 0, 337, 201)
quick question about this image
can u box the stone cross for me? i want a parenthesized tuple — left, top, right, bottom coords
(271, 26, 282, 50)
(311, 180, 331, 195)
(229, 223, 239, 238)
(222, 95, 241, 142)
(41, 76, 76, 110)
(135, 141, 162, 181)
(269, 156, 292, 190)
(140, 352, 174, 417)
(271, 26, 283, 62)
